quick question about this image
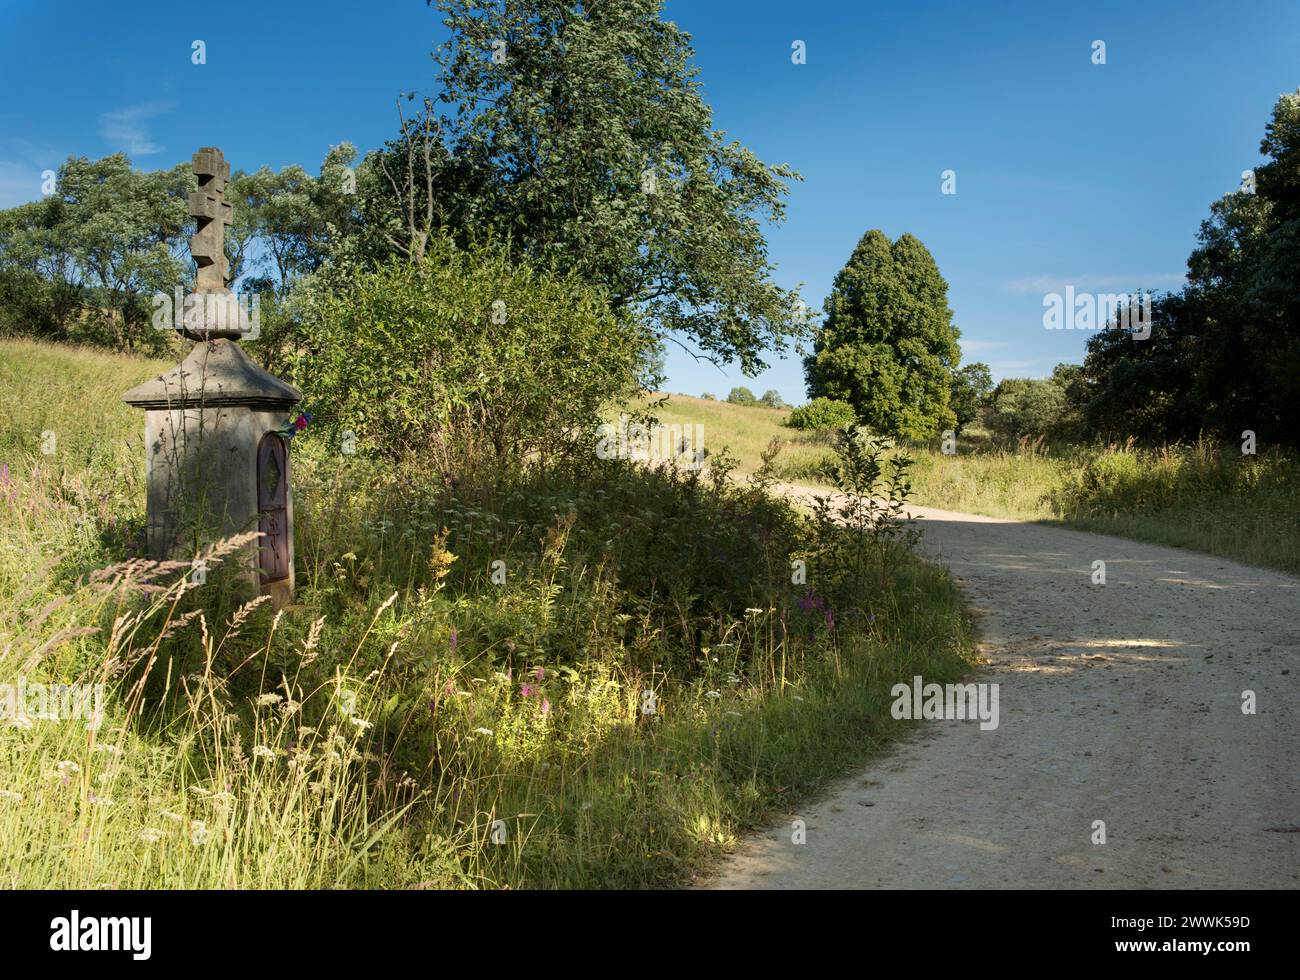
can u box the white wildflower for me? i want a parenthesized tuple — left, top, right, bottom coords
(189, 820, 208, 846)
(252, 745, 275, 759)
(0, 790, 22, 802)
(56, 760, 81, 777)
(139, 828, 164, 844)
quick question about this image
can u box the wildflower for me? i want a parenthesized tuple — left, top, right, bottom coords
(188, 786, 212, 798)
(534, 667, 545, 682)
(449, 628, 458, 654)
(139, 828, 164, 844)
(540, 698, 551, 716)
(744, 608, 763, 616)
(281, 700, 300, 716)
(350, 717, 373, 731)
(94, 744, 122, 756)
(210, 791, 236, 811)
(256, 693, 283, 707)
(252, 745, 275, 759)
(0, 790, 22, 802)
(704, 691, 721, 700)
(472, 727, 494, 737)
(56, 760, 81, 777)
(189, 820, 209, 846)
(89, 792, 114, 807)
(520, 684, 536, 698)
(159, 811, 183, 824)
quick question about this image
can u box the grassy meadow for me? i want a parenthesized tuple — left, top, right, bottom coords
(0, 338, 976, 889)
(644, 392, 1300, 575)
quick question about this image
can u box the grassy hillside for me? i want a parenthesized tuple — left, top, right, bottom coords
(641, 392, 1300, 575)
(0, 339, 976, 889)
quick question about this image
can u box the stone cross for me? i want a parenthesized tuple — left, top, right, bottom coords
(188, 147, 232, 292)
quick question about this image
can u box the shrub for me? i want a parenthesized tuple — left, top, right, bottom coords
(786, 397, 857, 431)
(726, 386, 757, 406)
(295, 237, 653, 472)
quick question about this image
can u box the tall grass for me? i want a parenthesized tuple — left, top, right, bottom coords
(0, 339, 977, 888)
(641, 393, 1300, 575)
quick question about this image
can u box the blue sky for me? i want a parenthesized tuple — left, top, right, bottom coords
(1, 0, 1296, 403)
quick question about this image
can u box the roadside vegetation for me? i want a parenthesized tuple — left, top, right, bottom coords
(640, 392, 1300, 575)
(0, 338, 975, 888)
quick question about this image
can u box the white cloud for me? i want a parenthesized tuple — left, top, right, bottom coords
(98, 102, 175, 156)
(958, 339, 1008, 354)
(1004, 273, 1185, 294)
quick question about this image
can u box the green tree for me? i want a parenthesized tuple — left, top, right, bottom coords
(359, 0, 806, 373)
(0, 154, 191, 351)
(804, 230, 960, 438)
(297, 235, 651, 471)
(984, 364, 1082, 442)
(228, 143, 359, 295)
(949, 362, 992, 434)
(726, 386, 757, 406)
(759, 389, 787, 409)
(1081, 89, 1300, 445)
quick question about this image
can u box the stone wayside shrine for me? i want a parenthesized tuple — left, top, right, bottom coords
(123, 147, 302, 606)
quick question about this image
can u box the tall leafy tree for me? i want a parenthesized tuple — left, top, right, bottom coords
(229, 143, 359, 294)
(804, 230, 961, 438)
(949, 361, 992, 434)
(360, 0, 806, 373)
(0, 154, 191, 350)
(1081, 89, 1300, 445)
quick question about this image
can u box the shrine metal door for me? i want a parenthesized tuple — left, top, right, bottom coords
(257, 433, 290, 583)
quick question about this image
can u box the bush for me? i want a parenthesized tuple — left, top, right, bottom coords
(726, 386, 757, 406)
(786, 397, 857, 431)
(295, 238, 653, 472)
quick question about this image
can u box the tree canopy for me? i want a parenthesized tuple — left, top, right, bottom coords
(804, 230, 961, 438)
(357, 0, 807, 373)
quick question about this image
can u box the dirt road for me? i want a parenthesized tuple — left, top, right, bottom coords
(709, 489, 1300, 889)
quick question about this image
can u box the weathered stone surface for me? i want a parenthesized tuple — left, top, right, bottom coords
(123, 146, 301, 606)
(122, 338, 301, 409)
